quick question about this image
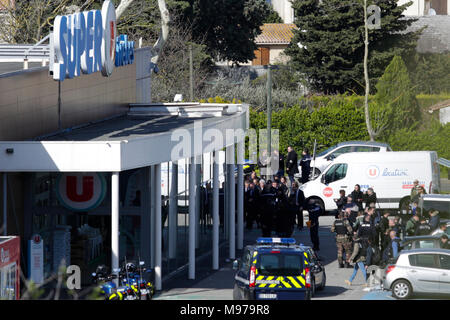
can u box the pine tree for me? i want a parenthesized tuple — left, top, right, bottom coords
(374, 55, 420, 136)
(285, 0, 421, 94)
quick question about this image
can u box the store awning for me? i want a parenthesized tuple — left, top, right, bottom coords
(0, 103, 249, 172)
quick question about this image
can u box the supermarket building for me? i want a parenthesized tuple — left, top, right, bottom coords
(0, 2, 248, 298)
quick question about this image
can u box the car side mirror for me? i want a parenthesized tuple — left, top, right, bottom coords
(232, 260, 240, 270)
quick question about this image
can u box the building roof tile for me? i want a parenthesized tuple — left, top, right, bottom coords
(255, 23, 297, 45)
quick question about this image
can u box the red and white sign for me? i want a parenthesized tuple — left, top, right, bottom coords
(57, 173, 106, 211)
(0, 236, 20, 300)
(366, 165, 380, 179)
(323, 187, 333, 197)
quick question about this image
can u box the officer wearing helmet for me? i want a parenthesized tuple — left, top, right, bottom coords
(331, 211, 354, 268)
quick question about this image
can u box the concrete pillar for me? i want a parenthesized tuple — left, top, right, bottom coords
(168, 162, 178, 259)
(195, 155, 202, 249)
(212, 152, 219, 270)
(154, 164, 162, 291)
(188, 157, 196, 279)
(111, 172, 120, 285)
(237, 140, 244, 250)
(141, 167, 151, 267)
(2, 173, 6, 236)
(150, 166, 156, 269)
(227, 144, 236, 260)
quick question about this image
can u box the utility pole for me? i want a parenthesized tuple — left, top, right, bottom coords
(189, 44, 194, 101)
(266, 64, 272, 178)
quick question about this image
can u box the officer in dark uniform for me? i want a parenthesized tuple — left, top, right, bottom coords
(259, 183, 274, 237)
(307, 200, 322, 251)
(415, 217, 432, 236)
(357, 214, 376, 243)
(331, 212, 354, 268)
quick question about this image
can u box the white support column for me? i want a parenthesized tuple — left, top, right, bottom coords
(195, 155, 202, 249)
(150, 166, 156, 269)
(188, 157, 196, 279)
(168, 161, 178, 259)
(141, 167, 151, 267)
(227, 144, 235, 260)
(154, 164, 162, 291)
(237, 140, 244, 250)
(111, 172, 120, 285)
(2, 173, 7, 236)
(212, 152, 219, 270)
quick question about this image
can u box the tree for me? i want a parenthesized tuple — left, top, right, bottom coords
(182, 0, 272, 63)
(374, 55, 420, 137)
(285, 0, 421, 94)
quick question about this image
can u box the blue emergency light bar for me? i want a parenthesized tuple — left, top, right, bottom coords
(256, 237, 296, 245)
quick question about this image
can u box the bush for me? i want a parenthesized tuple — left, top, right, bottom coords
(250, 95, 369, 154)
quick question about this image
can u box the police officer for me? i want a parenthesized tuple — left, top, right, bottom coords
(331, 212, 354, 268)
(259, 182, 274, 237)
(415, 217, 432, 235)
(307, 200, 322, 251)
(405, 215, 419, 236)
(357, 214, 376, 243)
(382, 230, 401, 265)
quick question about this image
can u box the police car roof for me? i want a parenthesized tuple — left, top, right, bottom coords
(248, 243, 311, 252)
(253, 245, 307, 253)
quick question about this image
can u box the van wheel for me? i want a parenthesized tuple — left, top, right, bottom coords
(307, 197, 325, 212)
(391, 280, 412, 299)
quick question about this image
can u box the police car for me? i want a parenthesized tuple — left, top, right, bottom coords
(232, 238, 324, 300)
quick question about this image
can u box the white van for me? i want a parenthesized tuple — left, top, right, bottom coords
(299, 151, 441, 212)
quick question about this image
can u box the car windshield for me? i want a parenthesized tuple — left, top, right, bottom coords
(316, 145, 337, 157)
(420, 199, 450, 220)
(258, 253, 303, 276)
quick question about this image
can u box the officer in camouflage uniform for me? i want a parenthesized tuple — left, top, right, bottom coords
(331, 212, 354, 268)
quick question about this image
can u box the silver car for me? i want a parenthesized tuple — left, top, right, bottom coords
(384, 249, 450, 299)
(298, 141, 392, 179)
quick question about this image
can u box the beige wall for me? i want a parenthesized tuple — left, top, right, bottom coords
(270, 46, 290, 64)
(0, 61, 136, 141)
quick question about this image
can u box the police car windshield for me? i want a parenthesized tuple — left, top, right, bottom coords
(258, 254, 303, 276)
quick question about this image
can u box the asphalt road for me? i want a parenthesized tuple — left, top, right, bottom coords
(154, 215, 371, 300)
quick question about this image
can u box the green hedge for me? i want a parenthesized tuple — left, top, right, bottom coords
(250, 95, 370, 154)
(249, 95, 450, 177)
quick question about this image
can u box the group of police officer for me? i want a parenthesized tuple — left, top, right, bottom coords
(244, 167, 322, 251)
(331, 181, 449, 274)
(331, 189, 404, 271)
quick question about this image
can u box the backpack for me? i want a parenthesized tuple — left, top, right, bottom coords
(371, 246, 381, 266)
